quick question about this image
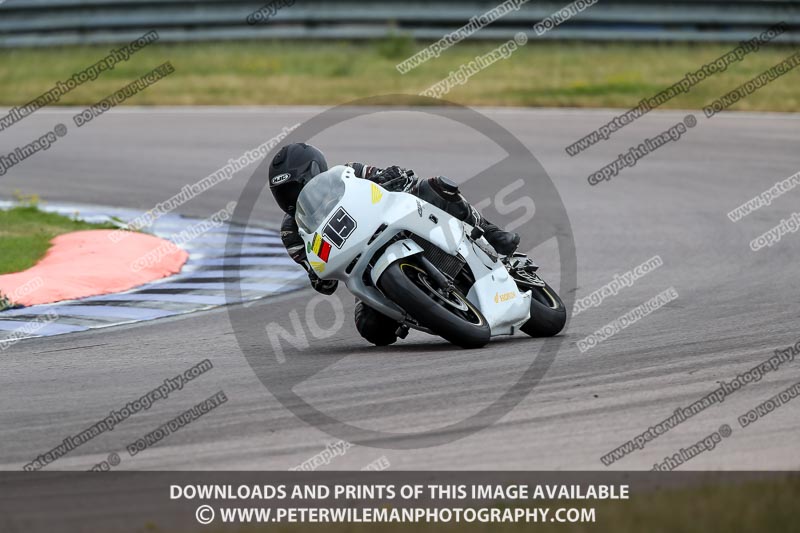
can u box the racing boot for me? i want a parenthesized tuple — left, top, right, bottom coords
(354, 299, 402, 346)
(477, 215, 520, 256)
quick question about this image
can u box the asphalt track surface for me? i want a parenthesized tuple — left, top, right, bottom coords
(0, 106, 798, 472)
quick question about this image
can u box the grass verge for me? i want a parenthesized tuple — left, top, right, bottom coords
(0, 40, 798, 110)
(0, 202, 117, 308)
(0, 203, 118, 275)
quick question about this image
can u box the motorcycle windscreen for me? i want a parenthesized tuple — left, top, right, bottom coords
(295, 167, 346, 233)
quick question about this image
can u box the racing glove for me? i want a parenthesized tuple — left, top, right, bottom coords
(373, 165, 404, 182)
(373, 166, 415, 192)
(307, 266, 338, 295)
(347, 163, 415, 190)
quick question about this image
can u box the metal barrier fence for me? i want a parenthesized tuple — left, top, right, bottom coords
(1, 0, 799, 47)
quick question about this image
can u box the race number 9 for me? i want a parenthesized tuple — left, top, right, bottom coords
(323, 207, 357, 248)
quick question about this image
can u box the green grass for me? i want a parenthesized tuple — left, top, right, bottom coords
(179, 476, 799, 533)
(0, 40, 798, 110)
(0, 204, 117, 278)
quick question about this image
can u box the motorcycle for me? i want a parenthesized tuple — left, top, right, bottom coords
(295, 165, 566, 348)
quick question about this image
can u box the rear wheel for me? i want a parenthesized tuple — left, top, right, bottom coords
(520, 282, 567, 337)
(379, 260, 490, 349)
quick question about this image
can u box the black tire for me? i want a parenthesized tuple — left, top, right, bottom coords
(520, 281, 567, 337)
(354, 300, 399, 347)
(378, 260, 490, 349)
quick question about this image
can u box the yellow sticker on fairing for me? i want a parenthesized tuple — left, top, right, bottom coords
(371, 183, 383, 204)
(494, 291, 516, 303)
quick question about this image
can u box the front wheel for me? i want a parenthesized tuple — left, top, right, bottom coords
(520, 282, 567, 337)
(378, 260, 490, 349)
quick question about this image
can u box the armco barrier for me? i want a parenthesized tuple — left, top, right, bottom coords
(0, 0, 798, 47)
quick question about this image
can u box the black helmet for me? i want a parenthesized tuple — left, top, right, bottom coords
(269, 143, 328, 214)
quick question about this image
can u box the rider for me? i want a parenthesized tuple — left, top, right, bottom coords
(269, 142, 520, 345)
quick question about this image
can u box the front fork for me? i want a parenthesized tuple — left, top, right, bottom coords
(416, 254, 453, 292)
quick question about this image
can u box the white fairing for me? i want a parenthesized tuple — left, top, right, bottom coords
(296, 165, 531, 336)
